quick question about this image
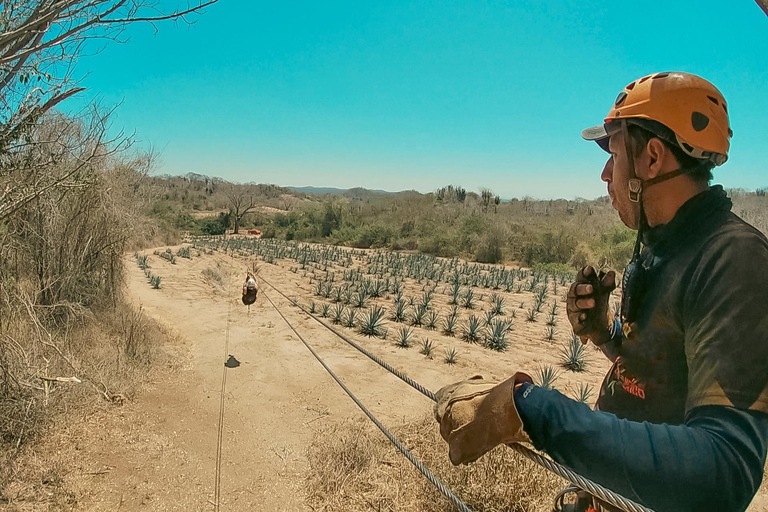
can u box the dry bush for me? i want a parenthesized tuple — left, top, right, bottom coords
(0, 301, 168, 505)
(306, 417, 565, 512)
(202, 264, 228, 290)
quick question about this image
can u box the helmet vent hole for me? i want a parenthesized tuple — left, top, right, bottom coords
(722, 103, 728, 113)
(614, 91, 628, 107)
(691, 112, 710, 131)
(654, 72, 670, 79)
(639, 75, 651, 84)
(626, 82, 636, 91)
(707, 95, 719, 106)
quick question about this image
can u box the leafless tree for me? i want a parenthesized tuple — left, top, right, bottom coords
(225, 184, 257, 234)
(278, 194, 299, 211)
(0, 0, 218, 218)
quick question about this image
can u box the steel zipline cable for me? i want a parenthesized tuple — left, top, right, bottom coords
(260, 276, 655, 512)
(214, 299, 232, 512)
(261, 290, 476, 512)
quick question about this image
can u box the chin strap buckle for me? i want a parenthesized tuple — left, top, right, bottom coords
(628, 179, 642, 203)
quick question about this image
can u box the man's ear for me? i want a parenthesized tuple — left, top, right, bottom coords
(645, 138, 667, 180)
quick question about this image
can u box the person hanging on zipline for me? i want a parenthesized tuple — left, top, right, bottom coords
(242, 271, 258, 306)
(434, 72, 768, 512)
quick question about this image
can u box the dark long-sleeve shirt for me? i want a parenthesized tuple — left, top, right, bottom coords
(515, 383, 768, 512)
(513, 187, 768, 511)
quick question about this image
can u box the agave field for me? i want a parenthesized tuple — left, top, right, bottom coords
(188, 235, 611, 402)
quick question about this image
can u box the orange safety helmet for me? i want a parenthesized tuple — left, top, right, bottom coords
(583, 72, 732, 166)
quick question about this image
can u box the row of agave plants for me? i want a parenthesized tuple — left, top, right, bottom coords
(301, 296, 594, 402)
(188, 236, 593, 383)
(135, 253, 162, 289)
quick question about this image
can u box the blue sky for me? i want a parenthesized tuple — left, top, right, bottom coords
(71, 0, 768, 199)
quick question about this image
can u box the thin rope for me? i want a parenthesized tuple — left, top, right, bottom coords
(260, 276, 655, 512)
(213, 299, 231, 511)
(262, 290, 475, 512)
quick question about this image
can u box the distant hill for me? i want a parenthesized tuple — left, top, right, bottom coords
(288, 186, 394, 197)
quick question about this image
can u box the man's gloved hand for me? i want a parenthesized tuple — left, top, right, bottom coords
(434, 373, 532, 466)
(567, 266, 616, 346)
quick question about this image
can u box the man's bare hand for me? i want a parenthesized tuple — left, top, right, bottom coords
(567, 266, 616, 345)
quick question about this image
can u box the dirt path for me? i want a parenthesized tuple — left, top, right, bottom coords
(72, 250, 448, 511)
(62, 248, 767, 512)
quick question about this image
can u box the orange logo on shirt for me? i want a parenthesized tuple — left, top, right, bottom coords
(612, 357, 646, 399)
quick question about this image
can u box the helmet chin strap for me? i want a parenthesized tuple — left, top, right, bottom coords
(620, 120, 647, 261)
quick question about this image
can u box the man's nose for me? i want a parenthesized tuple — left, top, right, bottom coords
(601, 158, 613, 183)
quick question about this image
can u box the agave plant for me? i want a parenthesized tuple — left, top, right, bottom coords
(546, 311, 557, 326)
(392, 299, 409, 323)
(442, 314, 458, 337)
(150, 275, 162, 289)
(425, 310, 439, 330)
(444, 347, 459, 365)
(560, 335, 589, 372)
(489, 293, 505, 316)
(331, 304, 346, 324)
(354, 289, 369, 308)
(544, 325, 557, 341)
(572, 382, 594, 403)
(344, 309, 358, 328)
(320, 303, 331, 318)
(411, 304, 428, 327)
(420, 338, 435, 358)
(371, 279, 386, 298)
(482, 310, 496, 327)
(534, 365, 561, 389)
(461, 288, 476, 309)
(485, 318, 511, 352)
(448, 281, 462, 305)
(359, 305, 387, 337)
(462, 315, 482, 344)
(395, 326, 414, 348)
(309, 300, 317, 314)
(526, 308, 539, 323)
(343, 286, 354, 305)
(420, 290, 434, 309)
(333, 286, 343, 303)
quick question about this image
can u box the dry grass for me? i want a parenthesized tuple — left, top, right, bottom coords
(306, 416, 565, 512)
(202, 264, 228, 290)
(0, 301, 171, 508)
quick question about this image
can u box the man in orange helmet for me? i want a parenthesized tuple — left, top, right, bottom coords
(434, 72, 768, 512)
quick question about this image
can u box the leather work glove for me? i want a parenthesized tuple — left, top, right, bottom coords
(567, 266, 616, 346)
(434, 373, 532, 466)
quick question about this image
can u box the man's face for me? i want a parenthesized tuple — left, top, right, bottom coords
(601, 131, 641, 229)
